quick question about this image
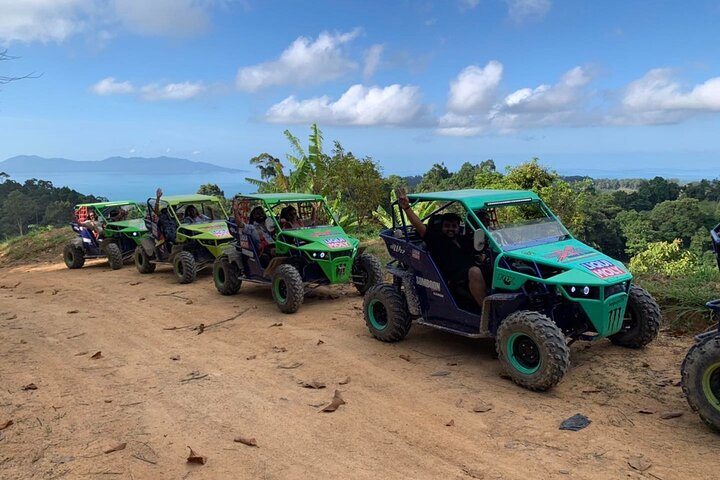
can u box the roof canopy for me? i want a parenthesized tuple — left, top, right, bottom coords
(408, 189, 539, 210)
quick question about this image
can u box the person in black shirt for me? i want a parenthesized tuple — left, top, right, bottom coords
(397, 188, 487, 309)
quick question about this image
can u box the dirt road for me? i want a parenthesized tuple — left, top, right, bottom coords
(0, 259, 714, 479)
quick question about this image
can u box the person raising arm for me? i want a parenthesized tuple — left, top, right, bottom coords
(396, 188, 487, 310)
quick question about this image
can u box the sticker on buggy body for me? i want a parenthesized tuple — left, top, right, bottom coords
(311, 229, 333, 237)
(210, 228, 229, 238)
(323, 237, 351, 249)
(581, 259, 625, 279)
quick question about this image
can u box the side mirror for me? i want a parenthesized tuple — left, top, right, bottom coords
(473, 229, 486, 251)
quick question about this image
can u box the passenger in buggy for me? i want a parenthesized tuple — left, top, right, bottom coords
(153, 188, 177, 253)
(396, 188, 487, 309)
(232, 199, 276, 264)
(81, 210, 104, 238)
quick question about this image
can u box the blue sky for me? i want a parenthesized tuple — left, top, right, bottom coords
(1, 0, 720, 178)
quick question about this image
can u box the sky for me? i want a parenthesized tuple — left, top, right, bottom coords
(1, 0, 720, 179)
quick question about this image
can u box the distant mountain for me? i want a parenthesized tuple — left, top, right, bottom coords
(0, 155, 245, 175)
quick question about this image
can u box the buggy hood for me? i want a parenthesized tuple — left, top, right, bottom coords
(177, 220, 232, 240)
(104, 218, 147, 233)
(502, 238, 632, 286)
(281, 226, 359, 251)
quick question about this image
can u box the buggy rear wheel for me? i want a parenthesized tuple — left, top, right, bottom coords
(363, 283, 411, 342)
(213, 255, 241, 295)
(610, 285, 661, 348)
(352, 253, 384, 295)
(496, 311, 570, 391)
(63, 244, 85, 269)
(681, 335, 720, 431)
(173, 251, 197, 284)
(106, 242, 123, 270)
(272, 264, 304, 314)
(134, 246, 155, 274)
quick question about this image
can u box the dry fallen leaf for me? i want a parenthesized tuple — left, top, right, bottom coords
(269, 322, 283, 328)
(399, 354, 411, 362)
(74, 351, 88, 356)
(338, 376, 351, 385)
(246, 355, 257, 360)
(316, 339, 325, 345)
(277, 362, 303, 369)
(628, 456, 652, 472)
(301, 381, 326, 389)
(431, 371, 450, 377)
(90, 351, 103, 360)
(170, 355, 180, 361)
(472, 402, 493, 413)
(272, 346, 287, 353)
(321, 390, 346, 413)
(0, 420, 13, 430)
(22, 383, 38, 391)
(445, 419, 455, 427)
(637, 409, 655, 415)
(186, 446, 207, 465)
(660, 411, 683, 420)
(104, 443, 126, 454)
(67, 310, 79, 314)
(233, 436, 258, 447)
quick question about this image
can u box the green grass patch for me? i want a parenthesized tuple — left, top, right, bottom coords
(0, 226, 74, 266)
(635, 267, 720, 333)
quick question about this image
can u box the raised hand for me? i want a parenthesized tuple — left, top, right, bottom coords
(396, 187, 410, 210)
(156, 188, 163, 199)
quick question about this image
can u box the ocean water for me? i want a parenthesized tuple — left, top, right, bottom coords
(10, 172, 255, 202)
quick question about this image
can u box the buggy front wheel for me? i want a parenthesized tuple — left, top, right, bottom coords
(63, 244, 85, 269)
(681, 335, 720, 431)
(272, 264, 304, 314)
(609, 285, 661, 348)
(363, 283, 411, 342)
(352, 253, 384, 295)
(496, 311, 570, 391)
(134, 246, 155, 274)
(173, 251, 197, 284)
(106, 242, 123, 270)
(213, 255, 241, 295)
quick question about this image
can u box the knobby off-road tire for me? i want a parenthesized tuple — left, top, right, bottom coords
(352, 253, 384, 295)
(272, 264, 304, 314)
(496, 311, 570, 391)
(63, 244, 85, 269)
(610, 285, 661, 349)
(105, 242, 123, 270)
(363, 283, 412, 342)
(213, 255, 241, 295)
(681, 335, 720, 431)
(134, 246, 156, 274)
(173, 251, 197, 284)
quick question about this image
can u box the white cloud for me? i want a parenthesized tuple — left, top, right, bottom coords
(438, 64, 594, 135)
(0, 0, 91, 43)
(446, 61, 503, 114)
(0, 0, 227, 44)
(363, 44, 383, 79)
(110, 0, 212, 37)
(504, 0, 551, 23)
(265, 84, 427, 126)
(236, 30, 360, 91)
(90, 77, 135, 95)
(140, 81, 205, 101)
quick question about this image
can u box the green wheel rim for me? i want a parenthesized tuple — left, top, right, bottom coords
(702, 361, 720, 412)
(367, 299, 388, 331)
(507, 332, 541, 375)
(274, 278, 287, 304)
(215, 264, 225, 287)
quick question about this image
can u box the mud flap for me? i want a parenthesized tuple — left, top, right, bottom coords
(141, 237, 155, 256)
(481, 293, 528, 336)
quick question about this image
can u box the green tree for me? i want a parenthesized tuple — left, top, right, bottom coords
(3, 190, 37, 235)
(197, 183, 225, 198)
(326, 146, 385, 225)
(416, 163, 451, 192)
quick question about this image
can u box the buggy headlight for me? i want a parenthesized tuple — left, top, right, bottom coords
(565, 285, 599, 299)
(320, 252, 326, 259)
